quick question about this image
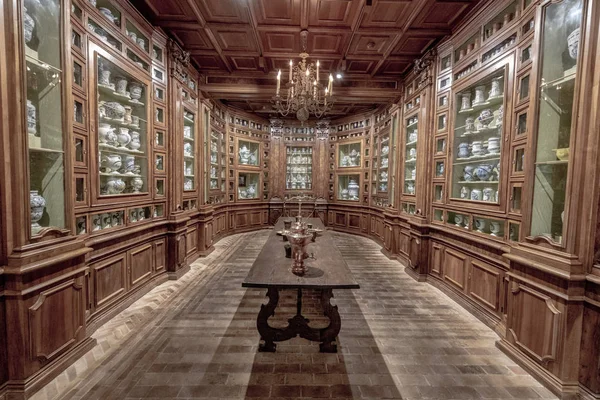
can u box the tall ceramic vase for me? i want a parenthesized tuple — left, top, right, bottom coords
(30, 190, 46, 232)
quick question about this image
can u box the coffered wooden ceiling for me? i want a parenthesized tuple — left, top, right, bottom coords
(137, 0, 480, 117)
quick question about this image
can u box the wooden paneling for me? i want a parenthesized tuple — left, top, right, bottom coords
(28, 278, 84, 362)
(468, 259, 500, 312)
(508, 282, 560, 364)
(334, 212, 346, 227)
(359, 0, 413, 29)
(252, 0, 302, 26)
(186, 227, 198, 255)
(443, 248, 467, 291)
(250, 211, 262, 226)
(580, 304, 600, 393)
(430, 242, 443, 276)
(236, 212, 249, 228)
(399, 230, 410, 256)
(93, 254, 127, 309)
(155, 239, 166, 273)
(348, 213, 361, 229)
(128, 244, 154, 289)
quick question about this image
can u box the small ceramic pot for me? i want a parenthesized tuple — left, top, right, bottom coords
(483, 187, 495, 202)
(130, 209, 138, 223)
(411, 168, 416, 180)
(115, 127, 131, 148)
(23, 7, 35, 44)
(124, 155, 135, 174)
(98, 123, 113, 143)
(127, 30, 137, 42)
(465, 117, 475, 132)
(472, 141, 484, 155)
(408, 130, 418, 143)
(490, 222, 502, 236)
(137, 208, 145, 221)
(471, 189, 483, 201)
(475, 218, 487, 233)
(568, 28, 580, 60)
(136, 37, 145, 49)
(104, 101, 125, 120)
(99, 7, 115, 23)
(130, 83, 143, 100)
(101, 213, 112, 229)
(184, 142, 192, 157)
(30, 190, 46, 231)
(114, 178, 126, 193)
(123, 106, 133, 125)
(92, 214, 102, 231)
(98, 102, 107, 119)
(473, 85, 486, 105)
(478, 109, 494, 127)
(131, 177, 144, 193)
(99, 68, 111, 86)
(114, 76, 128, 95)
(463, 165, 475, 181)
(460, 92, 471, 111)
(184, 126, 192, 138)
(488, 137, 501, 153)
(460, 186, 470, 199)
(27, 100, 37, 135)
(475, 164, 493, 181)
(129, 131, 141, 151)
(407, 182, 415, 195)
(101, 154, 122, 173)
(131, 116, 140, 127)
(458, 143, 470, 158)
(490, 77, 503, 98)
(409, 148, 417, 159)
(454, 214, 463, 227)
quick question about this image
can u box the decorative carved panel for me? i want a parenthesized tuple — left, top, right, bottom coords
(155, 239, 166, 272)
(186, 227, 198, 255)
(468, 260, 500, 312)
(359, 0, 413, 28)
(93, 254, 126, 308)
(431, 242, 443, 276)
(29, 278, 84, 362)
(349, 214, 361, 229)
(250, 211, 262, 225)
(508, 282, 560, 364)
(399, 230, 410, 256)
(308, 0, 361, 28)
(252, 0, 301, 25)
(443, 248, 467, 291)
(334, 212, 346, 227)
(236, 212, 249, 228)
(128, 244, 154, 288)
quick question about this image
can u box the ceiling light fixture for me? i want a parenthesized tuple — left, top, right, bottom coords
(336, 73, 342, 79)
(273, 30, 334, 123)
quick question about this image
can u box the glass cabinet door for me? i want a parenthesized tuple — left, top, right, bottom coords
(183, 109, 196, 191)
(451, 67, 507, 203)
(378, 133, 390, 194)
(529, 0, 583, 244)
(286, 146, 313, 190)
(23, 0, 66, 235)
(209, 130, 219, 191)
(404, 114, 418, 196)
(97, 55, 149, 197)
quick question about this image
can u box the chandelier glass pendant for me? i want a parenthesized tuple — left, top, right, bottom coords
(273, 30, 334, 122)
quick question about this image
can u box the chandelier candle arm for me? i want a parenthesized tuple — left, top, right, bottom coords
(317, 60, 319, 81)
(289, 60, 293, 81)
(276, 70, 281, 96)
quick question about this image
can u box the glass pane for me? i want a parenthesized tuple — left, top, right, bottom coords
(75, 137, 84, 163)
(448, 211, 470, 229)
(338, 174, 360, 201)
(239, 140, 259, 166)
(126, 49, 149, 72)
(509, 222, 520, 241)
(75, 177, 85, 202)
(155, 130, 164, 147)
(404, 115, 418, 194)
(436, 138, 446, 154)
(76, 216, 86, 235)
(434, 185, 443, 202)
(153, 45, 163, 63)
(156, 179, 165, 196)
(517, 112, 528, 136)
(238, 172, 259, 199)
(97, 55, 149, 196)
(71, 29, 81, 50)
(530, 0, 583, 243)
(388, 114, 397, 205)
(451, 67, 505, 202)
(25, 0, 66, 234)
(434, 209, 444, 221)
(125, 20, 149, 53)
(519, 75, 530, 100)
(71, 2, 82, 19)
(338, 142, 361, 168)
(93, 0, 121, 27)
(441, 55, 451, 70)
(73, 61, 83, 87)
(155, 86, 164, 101)
(511, 186, 522, 212)
(74, 99, 83, 124)
(474, 216, 504, 237)
(88, 19, 121, 51)
(286, 146, 313, 190)
(92, 210, 124, 231)
(183, 109, 195, 191)
(515, 148, 525, 172)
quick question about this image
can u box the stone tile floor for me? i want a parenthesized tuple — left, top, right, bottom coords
(34, 230, 557, 400)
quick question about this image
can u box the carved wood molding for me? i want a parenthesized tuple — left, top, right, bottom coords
(413, 48, 437, 89)
(168, 39, 191, 86)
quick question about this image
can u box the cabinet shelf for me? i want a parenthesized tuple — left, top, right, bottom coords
(457, 95, 504, 114)
(29, 147, 64, 154)
(407, 121, 419, 128)
(100, 171, 142, 178)
(184, 136, 194, 142)
(457, 181, 500, 184)
(99, 143, 145, 155)
(406, 140, 417, 147)
(405, 158, 417, 164)
(98, 84, 145, 107)
(541, 72, 576, 89)
(534, 160, 569, 166)
(456, 126, 500, 137)
(454, 154, 501, 165)
(99, 116, 144, 129)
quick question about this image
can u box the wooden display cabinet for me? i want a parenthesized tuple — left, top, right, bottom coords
(236, 171, 261, 201)
(371, 108, 397, 209)
(285, 145, 314, 192)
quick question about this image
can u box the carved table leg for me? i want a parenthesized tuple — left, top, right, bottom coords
(257, 287, 280, 352)
(318, 288, 341, 353)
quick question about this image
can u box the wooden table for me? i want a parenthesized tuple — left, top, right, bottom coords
(242, 218, 359, 353)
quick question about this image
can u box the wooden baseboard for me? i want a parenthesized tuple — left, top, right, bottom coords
(496, 339, 580, 400)
(426, 275, 504, 335)
(168, 263, 190, 281)
(86, 272, 168, 335)
(2, 337, 96, 400)
(404, 265, 427, 282)
(380, 247, 398, 260)
(579, 384, 600, 400)
(0, 382, 7, 400)
(197, 246, 215, 257)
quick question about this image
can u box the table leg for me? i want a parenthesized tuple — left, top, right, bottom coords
(256, 287, 341, 353)
(319, 288, 341, 353)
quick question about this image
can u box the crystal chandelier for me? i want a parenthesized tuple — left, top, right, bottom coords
(273, 30, 334, 122)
